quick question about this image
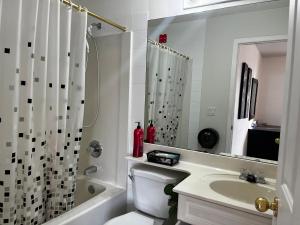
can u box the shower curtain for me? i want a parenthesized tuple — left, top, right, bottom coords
(0, 0, 87, 224)
(146, 41, 190, 147)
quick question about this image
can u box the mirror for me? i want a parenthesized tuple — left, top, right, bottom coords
(144, 1, 289, 162)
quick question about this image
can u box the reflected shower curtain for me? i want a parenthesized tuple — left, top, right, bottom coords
(146, 41, 189, 146)
(0, 0, 87, 224)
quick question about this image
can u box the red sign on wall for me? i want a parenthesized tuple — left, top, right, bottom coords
(159, 34, 167, 43)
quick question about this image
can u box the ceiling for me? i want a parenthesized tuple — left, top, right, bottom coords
(149, 0, 289, 27)
(256, 41, 287, 57)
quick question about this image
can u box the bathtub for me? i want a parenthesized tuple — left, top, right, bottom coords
(43, 175, 127, 225)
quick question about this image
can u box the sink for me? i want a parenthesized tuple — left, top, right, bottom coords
(209, 180, 276, 204)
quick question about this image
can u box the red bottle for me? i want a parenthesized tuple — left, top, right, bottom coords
(146, 120, 156, 144)
(133, 122, 144, 158)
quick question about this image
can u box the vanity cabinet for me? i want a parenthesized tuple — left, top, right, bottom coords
(177, 195, 272, 225)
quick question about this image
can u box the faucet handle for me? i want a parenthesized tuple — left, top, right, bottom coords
(255, 170, 267, 184)
(239, 168, 267, 184)
(256, 176, 267, 184)
(239, 168, 249, 180)
(87, 140, 103, 158)
(84, 165, 98, 176)
(239, 169, 256, 183)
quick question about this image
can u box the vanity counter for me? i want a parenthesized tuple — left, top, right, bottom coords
(126, 155, 276, 219)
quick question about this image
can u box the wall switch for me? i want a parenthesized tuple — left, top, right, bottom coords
(207, 106, 216, 116)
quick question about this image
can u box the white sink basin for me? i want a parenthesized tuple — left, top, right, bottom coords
(209, 180, 276, 204)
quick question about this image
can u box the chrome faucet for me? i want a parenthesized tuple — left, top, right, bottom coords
(84, 165, 98, 176)
(239, 169, 266, 184)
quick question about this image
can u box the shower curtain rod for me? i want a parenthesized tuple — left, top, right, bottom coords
(62, 0, 127, 32)
(148, 39, 190, 60)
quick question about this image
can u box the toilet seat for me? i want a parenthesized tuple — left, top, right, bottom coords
(104, 212, 155, 225)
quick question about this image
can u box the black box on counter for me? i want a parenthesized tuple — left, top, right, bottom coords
(146, 150, 180, 166)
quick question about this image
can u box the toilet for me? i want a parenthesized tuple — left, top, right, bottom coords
(104, 165, 185, 225)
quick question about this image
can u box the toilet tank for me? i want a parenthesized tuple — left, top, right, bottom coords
(131, 165, 185, 219)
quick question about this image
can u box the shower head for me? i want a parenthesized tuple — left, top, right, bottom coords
(87, 23, 102, 37)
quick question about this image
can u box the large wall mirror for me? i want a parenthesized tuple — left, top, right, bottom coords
(144, 0, 289, 163)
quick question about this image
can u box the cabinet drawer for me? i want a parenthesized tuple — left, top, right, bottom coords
(177, 195, 271, 225)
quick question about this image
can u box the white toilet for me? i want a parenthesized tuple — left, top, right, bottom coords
(104, 165, 185, 225)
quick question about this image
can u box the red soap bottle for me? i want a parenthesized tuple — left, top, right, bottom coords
(146, 120, 156, 144)
(133, 122, 144, 158)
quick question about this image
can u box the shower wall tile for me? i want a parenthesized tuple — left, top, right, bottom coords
(131, 12, 148, 31)
(132, 30, 147, 52)
(131, 83, 146, 124)
(191, 81, 202, 92)
(132, 65, 146, 84)
(191, 90, 201, 104)
(131, 0, 149, 13)
(132, 46, 146, 67)
(80, 34, 123, 185)
(127, 83, 146, 157)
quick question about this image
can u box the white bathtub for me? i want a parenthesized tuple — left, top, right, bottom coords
(43, 175, 127, 225)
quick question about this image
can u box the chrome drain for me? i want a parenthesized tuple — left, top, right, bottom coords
(88, 185, 96, 194)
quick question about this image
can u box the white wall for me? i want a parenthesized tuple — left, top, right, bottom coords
(80, 34, 121, 184)
(148, 19, 207, 149)
(231, 44, 262, 156)
(199, 7, 289, 154)
(80, 32, 131, 187)
(256, 56, 286, 126)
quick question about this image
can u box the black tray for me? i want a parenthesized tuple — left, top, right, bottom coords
(147, 150, 180, 166)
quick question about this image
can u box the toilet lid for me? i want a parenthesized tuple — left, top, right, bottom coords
(104, 212, 154, 225)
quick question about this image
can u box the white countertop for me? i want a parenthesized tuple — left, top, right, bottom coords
(126, 155, 276, 219)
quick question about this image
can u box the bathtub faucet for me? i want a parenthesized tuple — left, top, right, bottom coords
(84, 165, 98, 176)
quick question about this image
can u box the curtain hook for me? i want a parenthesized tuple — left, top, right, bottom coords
(78, 5, 88, 13)
(66, 0, 73, 9)
(82, 7, 88, 12)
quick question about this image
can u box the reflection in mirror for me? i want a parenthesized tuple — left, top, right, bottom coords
(144, 1, 289, 162)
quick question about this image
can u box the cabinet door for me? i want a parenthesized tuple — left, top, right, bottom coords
(178, 195, 271, 225)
